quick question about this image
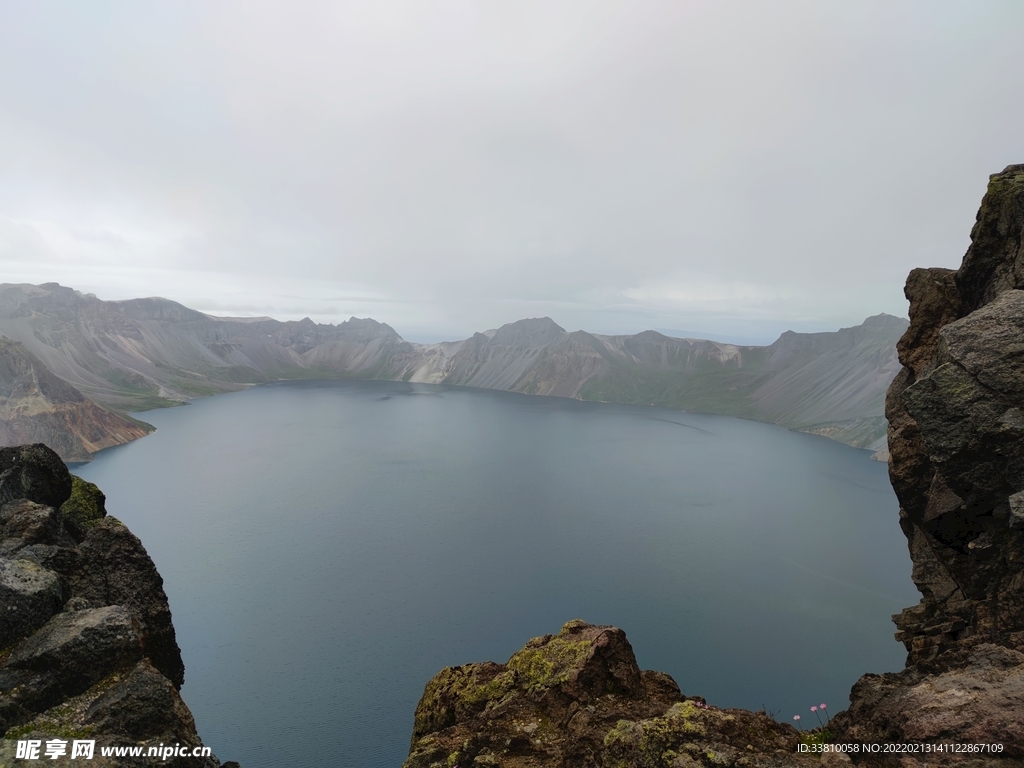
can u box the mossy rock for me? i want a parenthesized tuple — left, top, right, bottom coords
(412, 662, 515, 740)
(506, 622, 594, 693)
(59, 475, 107, 540)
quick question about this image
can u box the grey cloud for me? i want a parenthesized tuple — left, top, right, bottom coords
(1, 1, 1022, 341)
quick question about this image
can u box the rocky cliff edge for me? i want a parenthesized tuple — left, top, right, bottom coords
(826, 166, 1024, 755)
(0, 444, 235, 768)
(403, 619, 827, 768)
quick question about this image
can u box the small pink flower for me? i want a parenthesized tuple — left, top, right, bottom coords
(820, 703, 826, 709)
(793, 715, 800, 721)
(810, 706, 817, 712)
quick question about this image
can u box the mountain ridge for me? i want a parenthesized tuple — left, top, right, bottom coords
(0, 282, 906, 459)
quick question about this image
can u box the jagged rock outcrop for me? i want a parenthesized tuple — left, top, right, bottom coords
(0, 339, 151, 462)
(404, 620, 822, 768)
(0, 444, 231, 767)
(829, 165, 1024, 759)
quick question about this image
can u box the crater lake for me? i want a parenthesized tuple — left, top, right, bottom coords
(75, 379, 918, 768)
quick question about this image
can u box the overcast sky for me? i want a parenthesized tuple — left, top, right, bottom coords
(2, 1, 1022, 343)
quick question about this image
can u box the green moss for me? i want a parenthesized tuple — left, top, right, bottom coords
(507, 632, 591, 692)
(59, 475, 107, 532)
(413, 664, 516, 739)
(603, 719, 640, 748)
(602, 702, 715, 766)
(462, 671, 515, 705)
(665, 701, 708, 735)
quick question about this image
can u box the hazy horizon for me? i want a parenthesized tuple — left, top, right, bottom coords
(5, 278, 907, 347)
(2, 2, 1022, 342)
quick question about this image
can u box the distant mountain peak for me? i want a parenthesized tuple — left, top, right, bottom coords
(861, 313, 909, 328)
(490, 317, 566, 346)
(338, 316, 402, 340)
(111, 296, 209, 323)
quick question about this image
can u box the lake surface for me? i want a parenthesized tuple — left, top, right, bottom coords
(76, 379, 918, 768)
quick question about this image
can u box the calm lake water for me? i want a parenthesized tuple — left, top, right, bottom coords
(76, 379, 918, 768)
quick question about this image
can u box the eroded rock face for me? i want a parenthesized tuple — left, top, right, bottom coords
(886, 165, 1024, 668)
(0, 443, 229, 767)
(71, 519, 185, 688)
(405, 620, 818, 768)
(830, 166, 1024, 758)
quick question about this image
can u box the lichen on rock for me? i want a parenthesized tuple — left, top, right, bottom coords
(404, 620, 813, 768)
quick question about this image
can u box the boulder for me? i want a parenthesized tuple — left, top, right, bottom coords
(85, 659, 201, 743)
(0, 606, 143, 731)
(0, 444, 73, 508)
(0, 557, 62, 648)
(1, 499, 75, 548)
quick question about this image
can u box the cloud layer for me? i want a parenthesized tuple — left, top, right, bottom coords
(2, 1, 1022, 343)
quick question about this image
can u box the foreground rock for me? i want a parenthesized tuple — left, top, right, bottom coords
(826, 166, 1024, 762)
(0, 444, 232, 767)
(404, 620, 819, 768)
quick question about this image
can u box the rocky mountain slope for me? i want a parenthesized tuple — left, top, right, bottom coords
(0, 283, 905, 455)
(0, 340, 151, 463)
(402, 167, 1024, 767)
(0, 444, 237, 767)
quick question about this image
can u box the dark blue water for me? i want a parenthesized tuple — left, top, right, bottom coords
(76, 380, 918, 767)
